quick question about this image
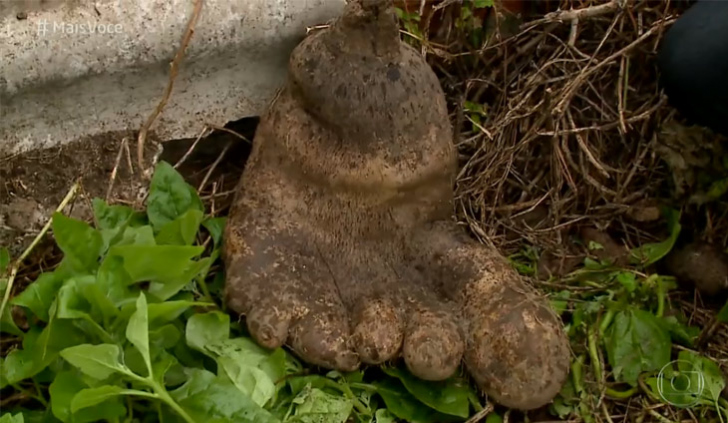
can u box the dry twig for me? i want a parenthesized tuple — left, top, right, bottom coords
(175, 125, 213, 169)
(198, 141, 233, 192)
(106, 137, 129, 201)
(538, 0, 623, 25)
(136, 0, 204, 174)
(205, 124, 252, 143)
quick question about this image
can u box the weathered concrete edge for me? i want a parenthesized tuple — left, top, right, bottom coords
(0, 0, 345, 157)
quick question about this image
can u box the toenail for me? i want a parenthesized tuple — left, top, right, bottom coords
(258, 327, 272, 342)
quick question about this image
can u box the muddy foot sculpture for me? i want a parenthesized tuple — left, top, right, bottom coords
(222, 0, 570, 410)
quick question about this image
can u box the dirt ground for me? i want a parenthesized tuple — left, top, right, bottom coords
(0, 118, 254, 271)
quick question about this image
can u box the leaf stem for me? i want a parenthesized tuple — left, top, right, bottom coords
(349, 383, 377, 392)
(324, 379, 368, 415)
(587, 324, 603, 385)
(0, 181, 80, 322)
(599, 308, 615, 337)
(120, 371, 195, 423)
(32, 378, 49, 407)
(122, 389, 159, 400)
(7, 382, 48, 408)
(83, 315, 116, 344)
(157, 401, 165, 423)
(152, 382, 196, 423)
(195, 276, 213, 304)
(572, 355, 585, 394)
(636, 374, 661, 402)
(604, 386, 638, 399)
(125, 395, 134, 423)
(655, 278, 666, 318)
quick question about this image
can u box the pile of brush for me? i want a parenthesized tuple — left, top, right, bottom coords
(395, 0, 728, 293)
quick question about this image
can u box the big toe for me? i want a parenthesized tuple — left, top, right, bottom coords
(352, 299, 404, 364)
(464, 286, 570, 410)
(415, 222, 570, 409)
(403, 308, 463, 381)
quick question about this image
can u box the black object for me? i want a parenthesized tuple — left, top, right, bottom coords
(657, 0, 728, 137)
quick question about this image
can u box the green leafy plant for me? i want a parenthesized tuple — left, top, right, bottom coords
(534, 212, 728, 421)
(454, 1, 493, 49)
(629, 207, 682, 266)
(505, 209, 727, 421)
(0, 161, 482, 423)
(395, 7, 423, 47)
(642, 350, 726, 412)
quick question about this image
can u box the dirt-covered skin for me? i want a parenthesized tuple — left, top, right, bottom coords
(222, 0, 570, 410)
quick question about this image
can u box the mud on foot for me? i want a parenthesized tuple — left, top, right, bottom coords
(222, 0, 570, 411)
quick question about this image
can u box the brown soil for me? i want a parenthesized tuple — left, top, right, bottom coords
(1, 131, 147, 256)
(0, 118, 254, 260)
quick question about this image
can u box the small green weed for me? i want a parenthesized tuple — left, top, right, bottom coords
(454, 1, 493, 48)
(395, 7, 423, 47)
(395, 0, 492, 49)
(0, 162, 482, 423)
(511, 211, 728, 421)
(463, 101, 490, 134)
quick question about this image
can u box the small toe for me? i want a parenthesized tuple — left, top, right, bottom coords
(352, 299, 404, 364)
(246, 303, 292, 350)
(403, 308, 463, 381)
(289, 308, 359, 372)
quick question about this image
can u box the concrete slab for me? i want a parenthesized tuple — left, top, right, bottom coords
(0, 0, 345, 157)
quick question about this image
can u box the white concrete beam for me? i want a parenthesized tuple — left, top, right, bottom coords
(0, 0, 345, 156)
